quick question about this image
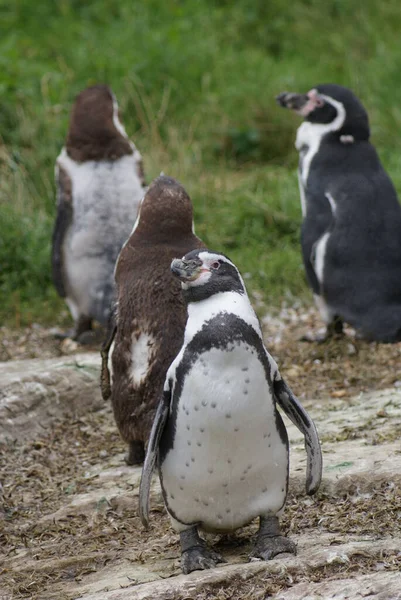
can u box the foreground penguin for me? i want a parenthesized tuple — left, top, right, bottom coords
(102, 176, 206, 465)
(51, 84, 145, 341)
(277, 84, 401, 342)
(140, 249, 322, 573)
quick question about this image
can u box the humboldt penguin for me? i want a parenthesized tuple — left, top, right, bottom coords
(51, 84, 145, 341)
(277, 84, 401, 342)
(139, 249, 322, 573)
(104, 176, 206, 465)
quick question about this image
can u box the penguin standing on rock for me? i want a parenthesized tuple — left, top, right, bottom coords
(277, 84, 401, 342)
(51, 84, 146, 342)
(103, 176, 206, 465)
(139, 249, 322, 574)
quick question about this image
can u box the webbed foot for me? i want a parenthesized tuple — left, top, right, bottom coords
(250, 516, 297, 561)
(125, 440, 145, 465)
(180, 526, 226, 574)
(301, 316, 344, 343)
(181, 546, 226, 574)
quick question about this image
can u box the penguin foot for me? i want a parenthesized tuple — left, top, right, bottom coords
(250, 515, 297, 560)
(75, 329, 105, 345)
(180, 526, 226, 574)
(125, 440, 145, 465)
(51, 327, 76, 340)
(181, 546, 226, 574)
(250, 535, 297, 560)
(301, 315, 344, 343)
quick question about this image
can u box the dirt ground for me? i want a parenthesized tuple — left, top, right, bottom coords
(1, 305, 400, 399)
(0, 307, 400, 599)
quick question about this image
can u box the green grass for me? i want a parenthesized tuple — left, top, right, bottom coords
(1, 0, 401, 326)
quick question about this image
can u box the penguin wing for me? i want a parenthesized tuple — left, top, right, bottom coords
(139, 386, 171, 528)
(273, 376, 322, 495)
(51, 162, 73, 297)
(100, 309, 117, 401)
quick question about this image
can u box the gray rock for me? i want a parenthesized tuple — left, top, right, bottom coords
(0, 352, 102, 442)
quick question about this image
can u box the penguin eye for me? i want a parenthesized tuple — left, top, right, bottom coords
(210, 261, 220, 270)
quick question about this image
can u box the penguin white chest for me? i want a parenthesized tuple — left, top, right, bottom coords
(161, 342, 288, 532)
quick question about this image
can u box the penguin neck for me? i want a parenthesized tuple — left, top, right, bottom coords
(184, 290, 262, 343)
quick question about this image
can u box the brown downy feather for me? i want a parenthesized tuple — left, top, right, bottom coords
(111, 175, 206, 464)
(66, 84, 133, 162)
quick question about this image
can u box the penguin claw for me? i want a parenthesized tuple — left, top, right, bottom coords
(181, 547, 226, 574)
(250, 535, 297, 561)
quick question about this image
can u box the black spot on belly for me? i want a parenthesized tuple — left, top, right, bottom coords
(159, 313, 283, 465)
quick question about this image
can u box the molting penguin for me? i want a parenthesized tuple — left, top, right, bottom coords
(139, 249, 322, 573)
(277, 84, 401, 342)
(51, 84, 146, 341)
(103, 176, 206, 465)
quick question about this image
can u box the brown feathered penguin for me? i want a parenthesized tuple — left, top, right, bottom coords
(101, 175, 206, 464)
(52, 84, 146, 341)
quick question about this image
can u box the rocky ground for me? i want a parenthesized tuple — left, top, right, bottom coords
(0, 309, 400, 600)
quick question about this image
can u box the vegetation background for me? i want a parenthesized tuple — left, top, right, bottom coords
(1, 0, 401, 326)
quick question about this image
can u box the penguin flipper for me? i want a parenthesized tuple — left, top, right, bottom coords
(52, 163, 73, 297)
(273, 377, 322, 495)
(100, 311, 117, 401)
(139, 388, 170, 528)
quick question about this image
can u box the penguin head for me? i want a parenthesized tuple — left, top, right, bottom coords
(171, 249, 246, 303)
(66, 84, 132, 161)
(131, 175, 194, 241)
(276, 84, 370, 141)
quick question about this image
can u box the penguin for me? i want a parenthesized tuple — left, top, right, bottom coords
(139, 249, 322, 574)
(51, 84, 146, 341)
(103, 176, 206, 466)
(276, 84, 401, 342)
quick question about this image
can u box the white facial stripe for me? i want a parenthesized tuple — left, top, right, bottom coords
(198, 251, 234, 268)
(112, 97, 128, 139)
(197, 251, 247, 292)
(296, 95, 346, 187)
(297, 88, 323, 117)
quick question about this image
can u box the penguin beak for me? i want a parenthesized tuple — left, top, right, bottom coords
(171, 258, 204, 282)
(276, 90, 324, 117)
